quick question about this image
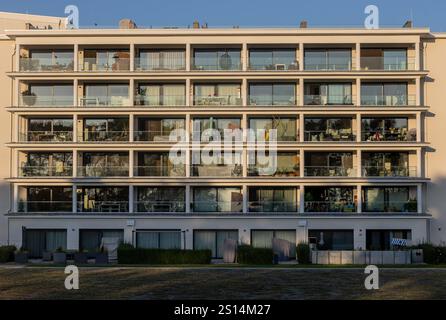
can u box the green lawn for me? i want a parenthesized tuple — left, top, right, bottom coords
(0, 267, 445, 299)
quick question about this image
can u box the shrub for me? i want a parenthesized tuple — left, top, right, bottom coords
(296, 243, 311, 264)
(236, 245, 274, 265)
(412, 243, 446, 264)
(0, 245, 17, 262)
(117, 247, 212, 264)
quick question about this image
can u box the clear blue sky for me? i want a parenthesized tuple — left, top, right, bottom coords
(1, 0, 446, 31)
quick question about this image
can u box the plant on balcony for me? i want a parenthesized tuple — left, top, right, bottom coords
(20, 90, 37, 106)
(53, 246, 67, 264)
(296, 243, 311, 264)
(135, 87, 147, 106)
(0, 245, 17, 262)
(14, 247, 29, 264)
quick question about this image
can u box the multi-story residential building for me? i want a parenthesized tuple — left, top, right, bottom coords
(0, 11, 445, 258)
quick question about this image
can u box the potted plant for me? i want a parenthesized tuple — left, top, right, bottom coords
(14, 247, 29, 264)
(95, 246, 108, 264)
(53, 247, 67, 264)
(74, 249, 88, 264)
(20, 90, 37, 106)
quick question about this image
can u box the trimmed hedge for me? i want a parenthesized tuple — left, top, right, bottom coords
(415, 244, 446, 264)
(118, 246, 212, 264)
(296, 243, 311, 264)
(237, 245, 274, 264)
(0, 245, 17, 263)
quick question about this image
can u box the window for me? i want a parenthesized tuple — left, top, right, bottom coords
(80, 152, 129, 177)
(24, 187, 72, 212)
(304, 118, 353, 141)
(193, 187, 242, 212)
(137, 152, 185, 176)
(249, 83, 296, 105)
(27, 118, 73, 142)
(248, 152, 299, 177)
(304, 83, 352, 105)
(249, 49, 297, 70)
(193, 49, 241, 70)
(83, 84, 129, 106)
(83, 49, 130, 71)
(304, 49, 352, 70)
(251, 230, 296, 257)
(361, 48, 408, 70)
(79, 229, 123, 251)
(27, 50, 74, 71)
(23, 229, 67, 258)
(24, 84, 73, 106)
(362, 152, 410, 177)
(249, 118, 297, 141)
(305, 152, 354, 177)
(77, 187, 129, 213)
(83, 118, 129, 141)
(136, 49, 185, 70)
(248, 187, 297, 212)
(136, 187, 185, 213)
(136, 230, 181, 249)
(136, 118, 184, 141)
(308, 230, 354, 250)
(362, 118, 412, 141)
(136, 84, 185, 106)
(21, 152, 72, 177)
(361, 83, 408, 106)
(305, 187, 356, 213)
(362, 187, 417, 213)
(194, 84, 241, 106)
(366, 230, 412, 250)
(194, 230, 238, 258)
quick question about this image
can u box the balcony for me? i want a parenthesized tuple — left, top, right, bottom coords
(360, 57, 416, 71)
(304, 166, 356, 177)
(134, 130, 181, 142)
(192, 49, 242, 71)
(362, 129, 416, 142)
(134, 56, 185, 71)
(248, 165, 299, 177)
(18, 201, 72, 213)
(194, 95, 242, 106)
(135, 200, 186, 213)
(77, 200, 129, 213)
(135, 95, 186, 107)
(304, 94, 354, 105)
(19, 57, 74, 72)
(79, 95, 131, 107)
(192, 201, 243, 213)
(248, 201, 298, 213)
(248, 95, 297, 106)
(20, 131, 73, 143)
(248, 49, 298, 71)
(134, 165, 185, 177)
(305, 201, 357, 213)
(19, 94, 73, 107)
(362, 200, 417, 213)
(77, 166, 129, 177)
(362, 166, 417, 177)
(80, 131, 129, 142)
(305, 129, 355, 142)
(191, 164, 242, 177)
(19, 165, 72, 177)
(361, 95, 416, 106)
(304, 49, 353, 71)
(79, 57, 130, 72)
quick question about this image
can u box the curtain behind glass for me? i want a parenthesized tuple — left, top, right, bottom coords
(194, 231, 216, 257)
(252, 230, 274, 248)
(46, 230, 67, 251)
(216, 231, 238, 258)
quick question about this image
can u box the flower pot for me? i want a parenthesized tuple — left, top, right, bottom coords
(14, 252, 28, 264)
(95, 252, 108, 264)
(53, 252, 67, 264)
(74, 252, 88, 264)
(22, 95, 37, 106)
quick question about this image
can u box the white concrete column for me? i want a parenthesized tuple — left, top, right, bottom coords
(129, 150, 134, 178)
(73, 114, 78, 142)
(129, 114, 134, 142)
(416, 77, 421, 106)
(355, 43, 361, 70)
(12, 113, 19, 143)
(242, 185, 248, 214)
(357, 185, 362, 213)
(73, 44, 79, 72)
(415, 41, 420, 70)
(72, 185, 77, 213)
(357, 149, 362, 178)
(124, 225, 134, 245)
(417, 183, 423, 214)
(299, 114, 304, 142)
(72, 149, 78, 177)
(356, 113, 361, 142)
(186, 43, 191, 71)
(129, 78, 134, 106)
(186, 78, 191, 106)
(129, 43, 135, 72)
(73, 79, 78, 106)
(242, 78, 247, 106)
(13, 78, 19, 106)
(239, 228, 250, 245)
(416, 148, 422, 177)
(299, 185, 305, 213)
(299, 43, 304, 71)
(184, 229, 193, 250)
(242, 43, 248, 71)
(300, 148, 305, 177)
(354, 227, 366, 250)
(67, 227, 79, 251)
(242, 113, 247, 143)
(128, 185, 134, 213)
(242, 148, 247, 177)
(299, 77, 304, 106)
(356, 78, 361, 106)
(416, 112, 422, 142)
(185, 184, 191, 213)
(13, 184, 19, 212)
(15, 44, 21, 72)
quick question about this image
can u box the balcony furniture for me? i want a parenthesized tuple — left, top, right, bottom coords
(274, 63, 286, 70)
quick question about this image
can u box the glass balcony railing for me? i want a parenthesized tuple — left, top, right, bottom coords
(77, 166, 129, 177)
(192, 201, 243, 213)
(248, 60, 299, 71)
(248, 201, 298, 213)
(17, 201, 72, 213)
(305, 201, 357, 213)
(79, 96, 131, 107)
(79, 57, 130, 72)
(191, 164, 242, 177)
(80, 131, 129, 142)
(360, 57, 416, 71)
(247, 165, 300, 177)
(194, 95, 242, 106)
(134, 130, 184, 142)
(304, 166, 356, 177)
(361, 129, 416, 142)
(362, 200, 417, 213)
(77, 201, 129, 213)
(19, 165, 73, 177)
(135, 200, 186, 213)
(134, 58, 186, 71)
(361, 95, 416, 106)
(134, 165, 186, 177)
(248, 95, 297, 106)
(19, 58, 74, 72)
(305, 130, 355, 142)
(19, 95, 73, 107)
(248, 131, 298, 142)
(304, 61, 353, 71)
(20, 131, 73, 142)
(134, 95, 186, 106)
(191, 60, 242, 71)
(362, 166, 417, 177)
(304, 95, 354, 105)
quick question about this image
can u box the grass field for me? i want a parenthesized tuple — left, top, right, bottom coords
(0, 266, 445, 300)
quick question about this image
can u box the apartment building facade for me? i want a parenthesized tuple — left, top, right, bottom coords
(1, 12, 445, 258)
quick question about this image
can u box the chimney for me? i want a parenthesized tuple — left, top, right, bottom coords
(119, 19, 137, 29)
(300, 20, 308, 28)
(192, 20, 200, 29)
(403, 20, 413, 28)
(201, 22, 208, 29)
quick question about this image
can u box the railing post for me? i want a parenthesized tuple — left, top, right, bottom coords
(128, 185, 134, 213)
(185, 184, 191, 213)
(417, 183, 423, 214)
(355, 43, 361, 70)
(242, 185, 248, 214)
(299, 43, 304, 71)
(242, 43, 248, 71)
(73, 44, 79, 72)
(129, 150, 134, 178)
(357, 185, 362, 213)
(72, 185, 77, 213)
(129, 43, 135, 72)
